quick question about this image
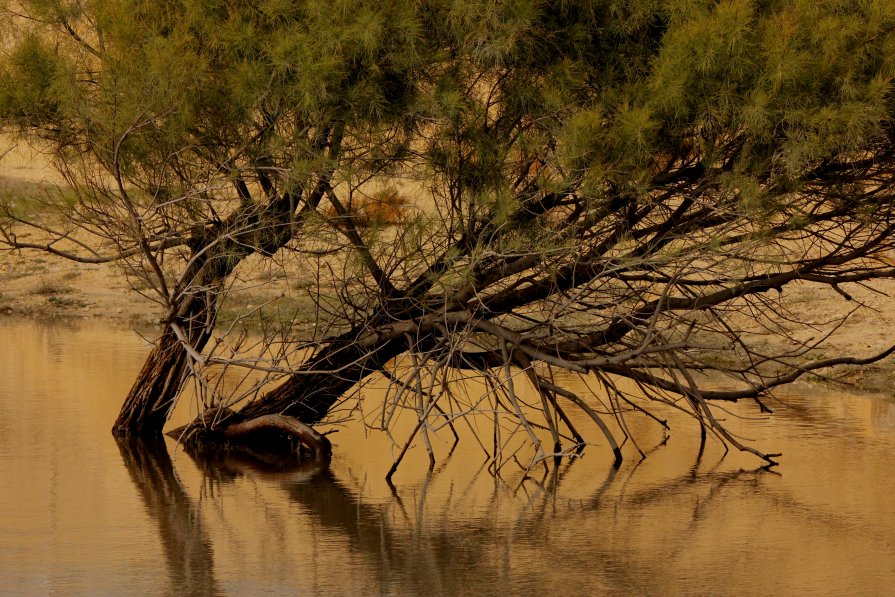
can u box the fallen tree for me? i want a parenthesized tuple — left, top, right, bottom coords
(3, 0, 895, 473)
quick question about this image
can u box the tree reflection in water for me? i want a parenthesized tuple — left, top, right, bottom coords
(118, 436, 786, 596)
(115, 437, 222, 597)
(118, 418, 895, 597)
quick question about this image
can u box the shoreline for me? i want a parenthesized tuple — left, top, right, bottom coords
(1, 246, 893, 396)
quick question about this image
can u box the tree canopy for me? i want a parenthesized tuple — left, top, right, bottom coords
(3, 0, 895, 473)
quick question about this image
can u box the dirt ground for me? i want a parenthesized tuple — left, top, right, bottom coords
(0, 140, 159, 327)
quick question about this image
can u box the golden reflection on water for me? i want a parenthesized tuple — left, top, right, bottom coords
(1, 318, 894, 595)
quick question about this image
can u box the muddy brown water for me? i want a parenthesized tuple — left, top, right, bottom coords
(1, 318, 894, 596)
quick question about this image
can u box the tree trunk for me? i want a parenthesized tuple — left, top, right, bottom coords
(113, 127, 342, 438)
(240, 334, 406, 424)
(113, 330, 192, 437)
(163, 321, 414, 450)
(112, 202, 293, 437)
(113, 295, 215, 437)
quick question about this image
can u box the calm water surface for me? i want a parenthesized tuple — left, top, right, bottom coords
(1, 318, 894, 596)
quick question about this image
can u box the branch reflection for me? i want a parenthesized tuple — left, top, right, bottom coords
(121, 436, 860, 596)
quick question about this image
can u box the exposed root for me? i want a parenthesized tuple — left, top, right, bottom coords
(222, 414, 332, 460)
(167, 413, 332, 462)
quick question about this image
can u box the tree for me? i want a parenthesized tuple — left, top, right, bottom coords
(2, 0, 895, 474)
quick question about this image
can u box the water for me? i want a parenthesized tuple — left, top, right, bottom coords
(1, 318, 894, 595)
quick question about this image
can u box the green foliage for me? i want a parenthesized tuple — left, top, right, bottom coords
(644, 0, 895, 182)
(0, 34, 72, 127)
(2, 0, 894, 308)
